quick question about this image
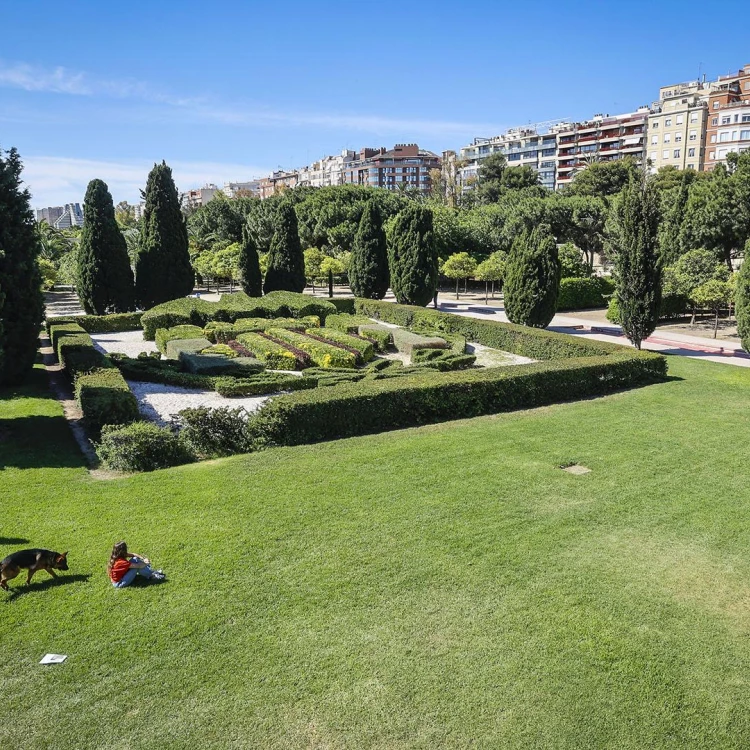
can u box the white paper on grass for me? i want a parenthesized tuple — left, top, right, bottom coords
(39, 654, 67, 664)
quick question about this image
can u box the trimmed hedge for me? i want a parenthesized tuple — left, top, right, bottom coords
(214, 373, 317, 397)
(358, 325, 392, 352)
(269, 328, 358, 369)
(156, 325, 204, 354)
(391, 328, 448, 356)
(179, 353, 265, 376)
(354, 298, 621, 360)
(312, 328, 375, 362)
(165, 337, 212, 360)
(141, 298, 218, 339)
(556, 276, 615, 311)
(75, 367, 139, 432)
(319, 313, 374, 334)
(235, 332, 303, 370)
(96, 422, 195, 472)
(248, 351, 667, 447)
(328, 297, 356, 314)
(204, 316, 321, 344)
(111, 354, 216, 390)
(46, 311, 143, 334)
(49, 321, 110, 376)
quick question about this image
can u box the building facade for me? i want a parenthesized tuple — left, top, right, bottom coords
(222, 181, 260, 198)
(339, 144, 440, 192)
(704, 64, 750, 171)
(182, 184, 219, 209)
(51, 203, 84, 229)
(36, 206, 65, 225)
(555, 108, 650, 189)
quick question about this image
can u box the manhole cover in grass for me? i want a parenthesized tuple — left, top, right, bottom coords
(561, 463, 591, 475)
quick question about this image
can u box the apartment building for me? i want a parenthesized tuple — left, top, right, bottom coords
(36, 205, 65, 225)
(339, 144, 439, 192)
(646, 81, 714, 172)
(555, 108, 650, 189)
(704, 64, 750, 170)
(51, 203, 84, 229)
(182, 184, 219, 209)
(459, 125, 562, 190)
(222, 181, 260, 198)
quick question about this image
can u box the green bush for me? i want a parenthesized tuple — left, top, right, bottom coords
(49, 321, 110, 375)
(205, 316, 321, 343)
(111, 354, 216, 389)
(328, 298, 356, 314)
(269, 328, 358, 369)
(607, 293, 688, 324)
(214, 373, 317, 397)
(248, 351, 667, 448)
(391, 328, 449, 356)
(177, 406, 252, 458)
(556, 277, 615, 311)
(261, 291, 337, 321)
(141, 297, 218, 339)
(75, 368, 139, 432)
(311, 328, 375, 362)
(180, 352, 265, 376)
(313, 313, 372, 334)
(165, 337, 212, 360)
(46, 311, 143, 334)
(358, 325, 392, 352)
(96, 421, 195, 472)
(156, 325, 205, 354)
(235, 332, 302, 370)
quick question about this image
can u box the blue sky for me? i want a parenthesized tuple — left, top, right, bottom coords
(2, 0, 749, 208)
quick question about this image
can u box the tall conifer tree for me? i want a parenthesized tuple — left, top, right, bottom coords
(350, 200, 389, 299)
(135, 162, 193, 308)
(388, 205, 437, 307)
(78, 179, 135, 314)
(614, 175, 662, 349)
(504, 224, 561, 328)
(239, 224, 262, 297)
(0, 147, 44, 385)
(263, 202, 305, 293)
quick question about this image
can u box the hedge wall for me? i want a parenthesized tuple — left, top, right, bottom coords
(75, 368, 139, 432)
(46, 312, 143, 334)
(556, 277, 616, 311)
(248, 351, 667, 447)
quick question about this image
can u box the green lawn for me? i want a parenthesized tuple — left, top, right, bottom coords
(2, 357, 750, 748)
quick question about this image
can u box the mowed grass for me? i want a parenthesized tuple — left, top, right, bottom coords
(2, 358, 750, 748)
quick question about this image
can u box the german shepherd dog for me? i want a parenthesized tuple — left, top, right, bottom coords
(0, 549, 69, 590)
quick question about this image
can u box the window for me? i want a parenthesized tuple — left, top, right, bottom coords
(676, 114, 684, 125)
(688, 148, 696, 157)
(743, 114, 750, 123)
(719, 132, 730, 142)
(664, 133, 671, 143)
(714, 102, 720, 109)
(722, 116, 731, 125)
(649, 151, 657, 160)
(652, 121, 659, 128)
(674, 149, 681, 158)
(663, 149, 670, 159)
(741, 130, 750, 141)
(711, 135, 717, 143)
(712, 117, 718, 126)
(651, 135, 658, 145)
(710, 151, 715, 159)
(687, 164, 695, 170)
(690, 113, 698, 123)
(665, 118, 672, 126)
(689, 130, 697, 141)
(675, 133, 683, 143)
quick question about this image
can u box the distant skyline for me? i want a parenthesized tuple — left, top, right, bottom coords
(3, 0, 749, 207)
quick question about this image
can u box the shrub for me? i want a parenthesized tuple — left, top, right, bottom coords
(247, 351, 667, 448)
(97, 421, 195, 472)
(46, 312, 143, 334)
(269, 328, 358, 369)
(308, 327, 375, 362)
(141, 298, 217, 339)
(328, 298, 356, 314)
(180, 352, 264, 376)
(111, 354, 216, 389)
(200, 343, 239, 358)
(391, 328, 449, 356)
(214, 373, 317, 397)
(358, 325, 392, 352)
(556, 277, 615, 311)
(236, 331, 304, 370)
(49, 322, 110, 375)
(205, 316, 321, 343)
(607, 293, 689, 324)
(75, 368, 139, 432)
(324, 313, 374, 334)
(262, 291, 336, 321)
(177, 406, 252, 458)
(156, 325, 205, 354)
(165, 337, 212, 360)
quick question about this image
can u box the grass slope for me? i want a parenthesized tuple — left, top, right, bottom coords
(2, 359, 750, 748)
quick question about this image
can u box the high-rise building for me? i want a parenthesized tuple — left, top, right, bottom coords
(704, 64, 750, 171)
(36, 206, 65, 225)
(182, 184, 219, 209)
(52, 203, 84, 229)
(555, 108, 651, 189)
(339, 144, 440, 192)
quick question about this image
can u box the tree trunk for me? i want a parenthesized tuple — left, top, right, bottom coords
(455, 278, 459, 299)
(491, 280, 495, 299)
(328, 270, 333, 298)
(714, 309, 719, 338)
(690, 305, 696, 327)
(433, 291, 438, 309)
(485, 281, 488, 304)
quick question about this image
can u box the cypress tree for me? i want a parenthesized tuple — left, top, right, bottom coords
(0, 147, 44, 386)
(614, 175, 661, 349)
(388, 205, 437, 307)
(239, 224, 262, 297)
(350, 200, 389, 299)
(736, 252, 750, 353)
(135, 162, 193, 308)
(504, 224, 561, 328)
(77, 179, 135, 314)
(263, 202, 305, 293)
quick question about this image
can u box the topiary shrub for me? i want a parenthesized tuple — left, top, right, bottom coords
(328, 298, 356, 314)
(176, 406, 253, 458)
(97, 421, 195, 472)
(165, 337, 212, 360)
(156, 325, 205, 354)
(556, 277, 615, 311)
(46, 312, 143, 334)
(75, 368, 139, 432)
(391, 329, 448, 356)
(269, 328, 358, 369)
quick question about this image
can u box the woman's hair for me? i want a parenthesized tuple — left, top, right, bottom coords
(107, 541, 128, 572)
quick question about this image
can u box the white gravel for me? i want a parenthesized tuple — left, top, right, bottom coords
(91, 330, 159, 357)
(467, 342, 536, 368)
(125, 380, 272, 426)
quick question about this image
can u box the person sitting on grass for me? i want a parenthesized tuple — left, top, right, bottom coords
(107, 541, 166, 588)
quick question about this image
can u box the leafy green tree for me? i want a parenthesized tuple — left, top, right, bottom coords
(613, 176, 661, 349)
(736, 252, 750, 352)
(442, 252, 477, 299)
(669, 248, 729, 325)
(349, 200, 389, 299)
(38, 258, 57, 290)
(500, 166, 540, 190)
(213, 243, 241, 292)
(475, 152, 507, 204)
(136, 162, 193, 308)
(388, 205, 438, 306)
(657, 175, 690, 265)
(691, 279, 732, 338)
(320, 255, 346, 298)
(558, 242, 590, 279)
(238, 225, 262, 297)
(504, 224, 560, 328)
(0, 147, 44, 385)
(304, 247, 325, 293)
(193, 250, 216, 292)
(264, 201, 305, 293)
(565, 195, 607, 271)
(78, 179, 136, 314)
(37, 221, 73, 261)
(566, 158, 638, 199)
(475, 251, 506, 303)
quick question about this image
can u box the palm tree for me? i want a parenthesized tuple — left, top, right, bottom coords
(36, 221, 73, 260)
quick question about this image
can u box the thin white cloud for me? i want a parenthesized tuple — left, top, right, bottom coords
(0, 60, 504, 137)
(21, 155, 272, 208)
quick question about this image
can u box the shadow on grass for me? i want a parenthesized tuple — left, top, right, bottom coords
(3, 573, 91, 601)
(0, 538, 30, 546)
(0, 415, 87, 470)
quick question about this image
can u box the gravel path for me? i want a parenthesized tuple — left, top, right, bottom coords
(126, 380, 271, 426)
(91, 330, 159, 358)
